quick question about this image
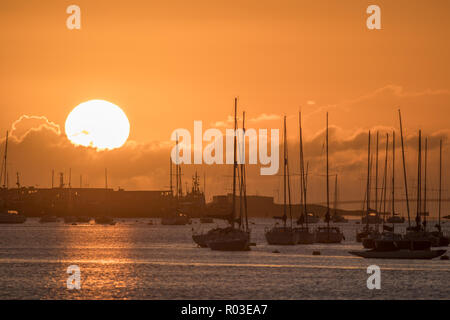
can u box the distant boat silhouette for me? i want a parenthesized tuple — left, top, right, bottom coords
(0, 131, 27, 224)
(314, 113, 344, 244)
(265, 116, 298, 245)
(199, 99, 251, 251)
(95, 216, 116, 225)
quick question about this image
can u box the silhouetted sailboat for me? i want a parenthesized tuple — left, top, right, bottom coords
(403, 131, 439, 246)
(385, 134, 405, 226)
(350, 129, 447, 259)
(207, 102, 251, 251)
(294, 112, 315, 244)
(363, 132, 402, 249)
(315, 113, 344, 243)
(265, 116, 298, 245)
(358, 131, 381, 243)
(431, 140, 450, 246)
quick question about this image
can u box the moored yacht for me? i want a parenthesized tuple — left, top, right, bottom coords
(358, 131, 382, 245)
(293, 112, 315, 244)
(315, 226, 344, 243)
(265, 116, 298, 245)
(206, 102, 251, 251)
(314, 113, 344, 244)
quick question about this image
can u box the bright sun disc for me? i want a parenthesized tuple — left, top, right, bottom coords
(65, 100, 130, 150)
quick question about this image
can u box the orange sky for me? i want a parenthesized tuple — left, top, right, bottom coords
(1, 1, 450, 212)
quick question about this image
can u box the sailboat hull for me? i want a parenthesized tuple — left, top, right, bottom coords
(349, 249, 446, 260)
(315, 228, 344, 244)
(207, 238, 250, 251)
(265, 228, 298, 245)
(192, 234, 209, 248)
(294, 228, 315, 244)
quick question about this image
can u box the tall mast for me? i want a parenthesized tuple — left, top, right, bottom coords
(375, 131, 379, 212)
(286, 117, 293, 228)
(2, 131, 8, 188)
(52, 169, 54, 188)
(169, 157, 173, 196)
(325, 113, 330, 227)
(439, 139, 442, 227)
(366, 131, 371, 229)
(382, 133, 389, 224)
(392, 131, 395, 218)
(299, 111, 308, 228)
(231, 97, 238, 227)
(416, 130, 422, 228)
(334, 174, 338, 216)
(423, 137, 428, 228)
(398, 110, 411, 227)
(178, 162, 182, 198)
(241, 111, 249, 231)
(283, 115, 287, 228)
(175, 133, 179, 200)
(105, 168, 108, 189)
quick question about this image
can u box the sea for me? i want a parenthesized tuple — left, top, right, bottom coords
(0, 218, 449, 299)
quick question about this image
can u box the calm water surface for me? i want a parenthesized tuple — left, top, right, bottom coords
(0, 218, 449, 299)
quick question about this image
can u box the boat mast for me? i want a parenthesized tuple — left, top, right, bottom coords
(382, 133, 389, 226)
(283, 115, 288, 228)
(325, 113, 330, 227)
(299, 111, 308, 228)
(334, 174, 338, 217)
(175, 133, 180, 206)
(286, 117, 293, 228)
(1, 131, 8, 188)
(366, 131, 371, 230)
(240, 111, 249, 231)
(170, 157, 173, 196)
(438, 139, 442, 228)
(178, 163, 182, 199)
(416, 130, 422, 229)
(392, 131, 395, 229)
(423, 137, 428, 229)
(398, 110, 411, 227)
(231, 97, 238, 227)
(375, 131, 379, 213)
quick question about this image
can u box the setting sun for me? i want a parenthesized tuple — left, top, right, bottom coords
(65, 100, 130, 150)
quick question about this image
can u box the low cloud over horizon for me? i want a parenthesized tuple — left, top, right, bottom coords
(2, 85, 450, 214)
